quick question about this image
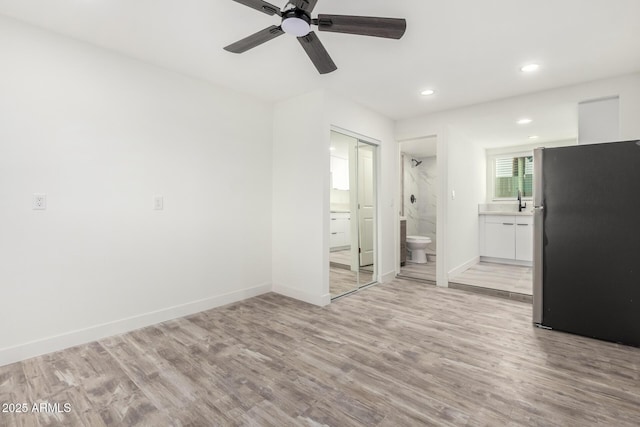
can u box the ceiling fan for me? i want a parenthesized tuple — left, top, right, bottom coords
(224, 0, 407, 74)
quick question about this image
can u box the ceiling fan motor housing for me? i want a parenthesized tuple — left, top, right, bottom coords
(281, 8, 312, 37)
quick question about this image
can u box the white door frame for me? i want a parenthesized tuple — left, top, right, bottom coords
(396, 133, 448, 287)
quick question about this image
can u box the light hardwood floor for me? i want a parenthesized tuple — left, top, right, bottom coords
(398, 261, 437, 283)
(330, 266, 373, 298)
(2, 279, 640, 426)
(329, 249, 375, 298)
(449, 262, 533, 296)
(329, 249, 352, 267)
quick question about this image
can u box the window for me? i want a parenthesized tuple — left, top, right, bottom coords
(494, 155, 533, 199)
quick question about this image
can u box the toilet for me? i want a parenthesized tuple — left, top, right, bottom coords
(406, 236, 432, 264)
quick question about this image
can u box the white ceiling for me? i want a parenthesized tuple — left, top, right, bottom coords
(454, 100, 579, 149)
(0, 0, 639, 121)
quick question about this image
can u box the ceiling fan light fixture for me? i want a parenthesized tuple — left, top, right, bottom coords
(224, 0, 408, 74)
(282, 17, 311, 36)
(281, 10, 312, 37)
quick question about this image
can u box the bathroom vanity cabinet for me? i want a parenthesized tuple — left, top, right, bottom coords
(330, 212, 351, 249)
(480, 214, 533, 263)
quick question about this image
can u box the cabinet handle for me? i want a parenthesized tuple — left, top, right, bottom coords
(331, 232, 338, 235)
(331, 218, 337, 221)
(503, 223, 514, 225)
(517, 224, 529, 226)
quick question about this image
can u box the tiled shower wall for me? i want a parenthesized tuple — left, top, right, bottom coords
(403, 155, 437, 251)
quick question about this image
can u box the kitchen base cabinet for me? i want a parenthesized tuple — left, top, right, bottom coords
(480, 214, 533, 265)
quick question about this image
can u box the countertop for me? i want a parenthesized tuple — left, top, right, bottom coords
(478, 203, 533, 216)
(478, 210, 533, 216)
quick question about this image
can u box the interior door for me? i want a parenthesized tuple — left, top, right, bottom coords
(358, 143, 375, 267)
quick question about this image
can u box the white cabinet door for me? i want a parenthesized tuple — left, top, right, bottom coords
(330, 232, 344, 248)
(484, 221, 516, 259)
(330, 213, 351, 248)
(515, 218, 533, 261)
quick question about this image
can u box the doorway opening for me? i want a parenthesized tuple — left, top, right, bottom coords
(329, 130, 378, 299)
(397, 137, 438, 283)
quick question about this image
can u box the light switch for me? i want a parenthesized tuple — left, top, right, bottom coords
(33, 193, 47, 210)
(154, 196, 164, 211)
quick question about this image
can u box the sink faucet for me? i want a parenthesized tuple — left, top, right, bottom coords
(517, 190, 527, 212)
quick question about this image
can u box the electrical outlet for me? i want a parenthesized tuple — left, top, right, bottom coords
(154, 196, 164, 211)
(33, 193, 47, 210)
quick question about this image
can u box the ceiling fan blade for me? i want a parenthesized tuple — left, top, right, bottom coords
(316, 14, 407, 39)
(231, 0, 281, 16)
(224, 26, 285, 53)
(290, 0, 318, 13)
(298, 31, 337, 74)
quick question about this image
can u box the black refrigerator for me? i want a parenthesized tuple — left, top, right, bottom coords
(533, 140, 640, 347)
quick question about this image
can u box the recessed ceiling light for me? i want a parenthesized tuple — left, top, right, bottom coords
(329, 147, 336, 151)
(517, 118, 533, 125)
(529, 135, 539, 140)
(521, 63, 540, 73)
(421, 89, 435, 96)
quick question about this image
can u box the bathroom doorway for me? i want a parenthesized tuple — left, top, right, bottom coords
(398, 137, 438, 283)
(329, 130, 378, 299)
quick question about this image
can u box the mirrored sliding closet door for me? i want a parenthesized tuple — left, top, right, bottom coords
(329, 130, 377, 299)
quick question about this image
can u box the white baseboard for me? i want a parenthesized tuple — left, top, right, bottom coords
(448, 256, 480, 278)
(272, 284, 330, 307)
(382, 270, 396, 283)
(0, 283, 271, 368)
(480, 256, 532, 267)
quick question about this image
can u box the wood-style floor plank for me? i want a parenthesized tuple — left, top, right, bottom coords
(449, 262, 532, 295)
(1, 279, 640, 426)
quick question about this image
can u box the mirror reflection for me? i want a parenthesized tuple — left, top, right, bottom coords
(329, 131, 377, 299)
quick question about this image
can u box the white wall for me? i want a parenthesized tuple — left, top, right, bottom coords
(0, 16, 273, 366)
(446, 127, 486, 273)
(272, 91, 396, 305)
(272, 90, 329, 306)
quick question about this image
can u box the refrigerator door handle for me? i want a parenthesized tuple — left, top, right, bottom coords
(533, 148, 544, 325)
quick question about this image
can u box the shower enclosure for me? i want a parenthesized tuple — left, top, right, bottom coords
(398, 138, 438, 283)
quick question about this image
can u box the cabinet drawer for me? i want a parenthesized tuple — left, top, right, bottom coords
(330, 218, 350, 234)
(485, 215, 516, 224)
(516, 216, 533, 225)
